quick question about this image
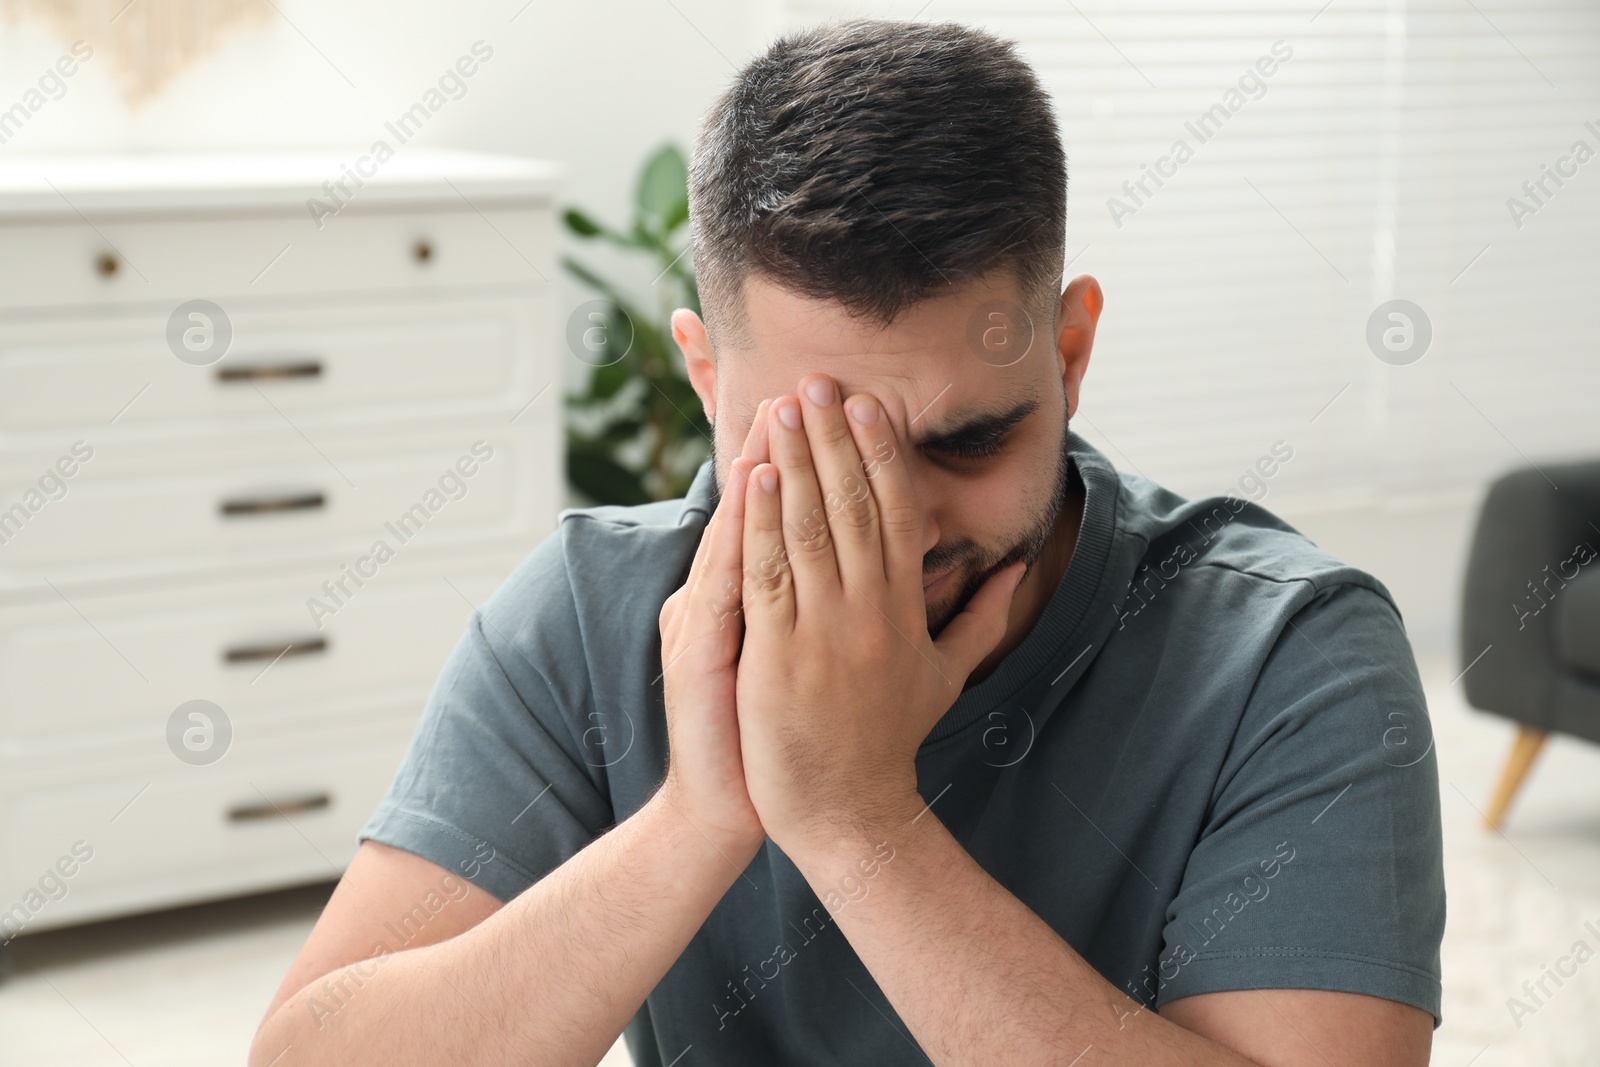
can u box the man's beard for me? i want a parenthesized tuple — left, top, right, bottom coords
(920, 411, 1076, 638)
(706, 407, 1077, 639)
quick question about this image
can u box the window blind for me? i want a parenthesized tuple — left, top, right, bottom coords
(777, 0, 1600, 509)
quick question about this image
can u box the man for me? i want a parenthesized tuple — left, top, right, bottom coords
(252, 17, 1444, 1067)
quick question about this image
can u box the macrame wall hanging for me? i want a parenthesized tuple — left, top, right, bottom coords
(2, 0, 272, 104)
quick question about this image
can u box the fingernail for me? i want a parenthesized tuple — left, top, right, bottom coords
(758, 467, 778, 493)
(848, 395, 879, 425)
(777, 399, 801, 430)
(805, 377, 835, 406)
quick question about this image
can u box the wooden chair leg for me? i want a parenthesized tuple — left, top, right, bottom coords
(1484, 726, 1549, 830)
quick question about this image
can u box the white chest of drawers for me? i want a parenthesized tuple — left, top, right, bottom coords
(0, 151, 564, 940)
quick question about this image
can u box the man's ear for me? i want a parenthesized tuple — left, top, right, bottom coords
(671, 308, 717, 424)
(1055, 275, 1102, 419)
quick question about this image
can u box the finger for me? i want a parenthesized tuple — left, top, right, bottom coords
(662, 458, 749, 684)
(740, 398, 772, 467)
(693, 456, 752, 640)
(798, 374, 883, 593)
(742, 461, 795, 636)
(843, 392, 922, 589)
(658, 585, 684, 638)
(680, 402, 767, 618)
(675, 400, 769, 648)
(767, 395, 841, 604)
(681, 444, 744, 614)
(673, 503, 719, 637)
(933, 561, 1026, 682)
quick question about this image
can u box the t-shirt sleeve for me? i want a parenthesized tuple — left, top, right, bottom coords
(357, 536, 616, 903)
(1153, 579, 1446, 1027)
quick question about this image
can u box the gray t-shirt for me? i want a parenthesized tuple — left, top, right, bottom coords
(359, 430, 1445, 1064)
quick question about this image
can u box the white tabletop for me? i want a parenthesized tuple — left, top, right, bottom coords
(0, 149, 563, 218)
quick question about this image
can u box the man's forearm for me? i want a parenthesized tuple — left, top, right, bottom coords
(789, 800, 1259, 1067)
(251, 787, 759, 1067)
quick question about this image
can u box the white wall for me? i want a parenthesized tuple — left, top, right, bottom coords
(777, 1, 1600, 663)
(0, 0, 784, 397)
(5, 0, 1554, 660)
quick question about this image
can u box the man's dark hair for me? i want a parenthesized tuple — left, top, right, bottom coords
(688, 18, 1068, 353)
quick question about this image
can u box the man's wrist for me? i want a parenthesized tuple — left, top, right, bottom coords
(647, 780, 766, 867)
(778, 785, 929, 874)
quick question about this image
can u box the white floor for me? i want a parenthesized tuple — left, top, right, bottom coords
(2, 655, 1598, 1066)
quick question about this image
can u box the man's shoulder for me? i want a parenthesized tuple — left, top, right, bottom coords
(482, 462, 714, 651)
(1112, 467, 1399, 616)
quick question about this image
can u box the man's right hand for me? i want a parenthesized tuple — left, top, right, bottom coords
(655, 399, 773, 856)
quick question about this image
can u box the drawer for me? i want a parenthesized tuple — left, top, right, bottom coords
(0, 294, 547, 432)
(0, 413, 560, 586)
(0, 710, 418, 933)
(0, 205, 555, 310)
(0, 551, 525, 744)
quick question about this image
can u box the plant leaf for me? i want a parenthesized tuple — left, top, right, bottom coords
(636, 143, 689, 237)
(561, 256, 651, 326)
(567, 443, 651, 506)
(561, 143, 703, 508)
(562, 207, 602, 237)
(590, 359, 634, 399)
(598, 415, 646, 444)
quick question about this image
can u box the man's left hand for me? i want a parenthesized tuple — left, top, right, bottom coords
(732, 373, 1026, 860)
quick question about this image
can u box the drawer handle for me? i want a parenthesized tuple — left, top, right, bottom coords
(223, 635, 328, 663)
(219, 491, 325, 517)
(215, 359, 324, 383)
(227, 793, 332, 822)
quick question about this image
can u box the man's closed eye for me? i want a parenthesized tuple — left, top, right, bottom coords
(929, 433, 1010, 464)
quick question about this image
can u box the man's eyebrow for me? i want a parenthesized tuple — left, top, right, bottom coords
(908, 391, 1042, 451)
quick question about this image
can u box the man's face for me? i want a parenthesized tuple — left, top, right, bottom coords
(707, 271, 1078, 638)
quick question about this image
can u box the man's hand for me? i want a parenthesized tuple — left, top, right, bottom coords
(656, 399, 777, 855)
(733, 374, 1026, 859)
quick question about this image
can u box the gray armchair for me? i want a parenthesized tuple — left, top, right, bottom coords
(1460, 460, 1600, 828)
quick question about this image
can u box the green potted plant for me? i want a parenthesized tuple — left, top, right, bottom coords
(562, 142, 711, 505)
